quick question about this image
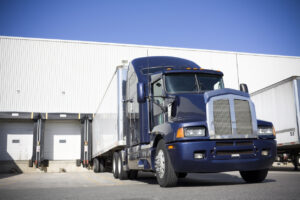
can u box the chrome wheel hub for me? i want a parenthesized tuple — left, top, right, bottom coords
(155, 150, 166, 179)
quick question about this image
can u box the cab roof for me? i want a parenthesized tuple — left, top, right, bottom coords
(130, 56, 223, 81)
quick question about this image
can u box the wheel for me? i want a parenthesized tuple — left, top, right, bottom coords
(128, 170, 138, 179)
(240, 169, 269, 183)
(118, 152, 128, 180)
(28, 159, 33, 167)
(99, 159, 105, 172)
(93, 158, 100, 173)
(76, 159, 81, 167)
(177, 172, 187, 178)
(292, 154, 300, 170)
(155, 140, 178, 187)
(112, 152, 119, 178)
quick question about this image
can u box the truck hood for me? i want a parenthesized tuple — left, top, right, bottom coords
(172, 93, 207, 122)
(171, 89, 249, 123)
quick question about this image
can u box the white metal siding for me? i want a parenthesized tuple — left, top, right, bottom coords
(238, 54, 300, 93)
(1, 36, 300, 113)
(44, 120, 81, 160)
(0, 120, 33, 160)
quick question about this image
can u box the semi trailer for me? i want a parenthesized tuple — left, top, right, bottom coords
(92, 56, 276, 187)
(251, 76, 300, 170)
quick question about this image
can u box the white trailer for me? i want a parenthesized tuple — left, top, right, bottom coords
(251, 76, 300, 169)
(91, 66, 128, 172)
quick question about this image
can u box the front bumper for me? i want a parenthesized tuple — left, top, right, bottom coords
(167, 139, 276, 173)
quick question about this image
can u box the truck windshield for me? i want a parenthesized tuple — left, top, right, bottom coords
(165, 73, 224, 93)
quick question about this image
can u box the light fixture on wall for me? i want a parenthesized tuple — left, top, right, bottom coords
(62, 91, 66, 95)
(16, 89, 20, 94)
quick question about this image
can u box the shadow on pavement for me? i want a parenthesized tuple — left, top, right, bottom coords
(270, 166, 299, 172)
(0, 160, 23, 179)
(135, 172, 276, 187)
(0, 173, 22, 180)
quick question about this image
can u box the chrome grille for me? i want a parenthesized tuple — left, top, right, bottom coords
(213, 99, 232, 135)
(234, 99, 253, 135)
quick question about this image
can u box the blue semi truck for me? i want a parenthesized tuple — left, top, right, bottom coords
(92, 56, 276, 187)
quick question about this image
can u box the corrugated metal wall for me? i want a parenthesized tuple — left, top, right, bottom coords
(1, 36, 300, 113)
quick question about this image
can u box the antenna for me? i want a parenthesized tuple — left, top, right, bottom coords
(235, 53, 240, 87)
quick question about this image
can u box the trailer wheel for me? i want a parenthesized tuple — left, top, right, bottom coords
(118, 152, 128, 180)
(99, 159, 105, 172)
(112, 152, 119, 178)
(93, 158, 100, 173)
(292, 155, 299, 170)
(240, 169, 269, 183)
(76, 159, 81, 167)
(155, 140, 178, 187)
(28, 159, 33, 167)
(176, 172, 187, 178)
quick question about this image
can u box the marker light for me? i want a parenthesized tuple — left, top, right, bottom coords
(176, 127, 184, 138)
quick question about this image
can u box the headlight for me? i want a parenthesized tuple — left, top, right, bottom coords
(258, 126, 274, 136)
(184, 127, 205, 137)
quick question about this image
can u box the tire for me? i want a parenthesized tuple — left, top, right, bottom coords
(177, 172, 187, 178)
(292, 154, 300, 170)
(112, 152, 119, 178)
(118, 152, 128, 180)
(93, 158, 100, 173)
(76, 159, 81, 167)
(28, 159, 33, 167)
(240, 169, 269, 183)
(155, 140, 178, 187)
(128, 170, 138, 179)
(99, 159, 105, 173)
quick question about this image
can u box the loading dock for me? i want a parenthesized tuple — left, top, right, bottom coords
(0, 112, 38, 173)
(0, 120, 34, 161)
(44, 120, 81, 160)
(0, 112, 92, 172)
(37, 113, 93, 169)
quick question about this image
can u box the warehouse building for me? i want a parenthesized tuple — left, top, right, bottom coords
(0, 36, 300, 172)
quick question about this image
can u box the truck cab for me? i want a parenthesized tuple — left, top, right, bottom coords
(108, 56, 276, 187)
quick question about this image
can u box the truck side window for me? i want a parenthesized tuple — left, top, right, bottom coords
(152, 79, 164, 128)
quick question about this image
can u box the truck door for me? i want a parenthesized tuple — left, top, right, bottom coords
(126, 68, 140, 146)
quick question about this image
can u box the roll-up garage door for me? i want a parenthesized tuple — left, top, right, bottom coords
(0, 120, 34, 161)
(44, 120, 81, 160)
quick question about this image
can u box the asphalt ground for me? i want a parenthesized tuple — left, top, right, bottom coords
(0, 167, 299, 200)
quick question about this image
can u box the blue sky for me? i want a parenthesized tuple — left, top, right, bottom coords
(0, 0, 300, 56)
